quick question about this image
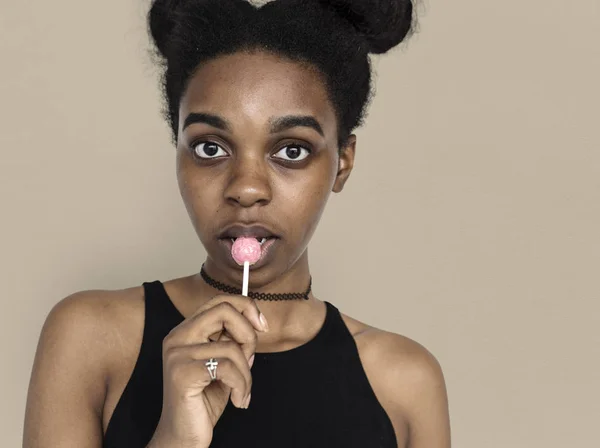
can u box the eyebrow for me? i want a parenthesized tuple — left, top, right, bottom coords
(269, 115, 324, 137)
(182, 112, 325, 137)
(183, 113, 230, 132)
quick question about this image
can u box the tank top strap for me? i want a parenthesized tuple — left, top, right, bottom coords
(319, 301, 357, 354)
(136, 281, 184, 362)
(319, 301, 398, 446)
(143, 280, 185, 331)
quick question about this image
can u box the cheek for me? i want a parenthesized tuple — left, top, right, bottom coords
(293, 186, 332, 245)
(275, 162, 335, 237)
(177, 159, 219, 226)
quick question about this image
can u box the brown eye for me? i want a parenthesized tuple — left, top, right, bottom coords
(192, 142, 228, 159)
(272, 144, 310, 161)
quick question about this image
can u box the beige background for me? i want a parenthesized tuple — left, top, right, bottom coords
(1, 0, 598, 446)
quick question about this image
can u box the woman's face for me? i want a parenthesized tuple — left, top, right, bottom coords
(176, 50, 354, 285)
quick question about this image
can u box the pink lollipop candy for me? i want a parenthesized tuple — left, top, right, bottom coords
(231, 237, 262, 297)
(231, 237, 262, 265)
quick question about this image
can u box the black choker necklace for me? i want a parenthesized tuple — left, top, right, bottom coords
(200, 264, 311, 301)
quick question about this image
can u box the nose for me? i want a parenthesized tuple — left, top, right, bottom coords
(223, 155, 272, 208)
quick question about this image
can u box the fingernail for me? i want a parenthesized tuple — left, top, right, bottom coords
(246, 393, 252, 408)
(259, 312, 269, 332)
(249, 354, 255, 368)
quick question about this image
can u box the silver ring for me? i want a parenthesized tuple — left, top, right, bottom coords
(205, 358, 218, 381)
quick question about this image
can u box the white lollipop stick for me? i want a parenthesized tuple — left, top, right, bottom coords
(242, 261, 250, 296)
(232, 237, 260, 297)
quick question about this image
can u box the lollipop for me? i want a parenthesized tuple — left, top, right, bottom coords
(231, 237, 262, 296)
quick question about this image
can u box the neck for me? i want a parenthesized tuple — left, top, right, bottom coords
(193, 250, 320, 333)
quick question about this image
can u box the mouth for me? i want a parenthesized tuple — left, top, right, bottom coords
(217, 224, 280, 268)
(218, 236, 279, 269)
(227, 236, 271, 246)
(218, 224, 279, 241)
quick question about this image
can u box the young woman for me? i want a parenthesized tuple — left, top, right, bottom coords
(23, 1, 451, 447)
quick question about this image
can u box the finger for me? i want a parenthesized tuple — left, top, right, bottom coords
(166, 341, 253, 398)
(197, 357, 250, 409)
(167, 302, 258, 359)
(168, 356, 249, 409)
(195, 294, 268, 333)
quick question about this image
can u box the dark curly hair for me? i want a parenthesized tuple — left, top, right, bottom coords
(148, 0, 416, 148)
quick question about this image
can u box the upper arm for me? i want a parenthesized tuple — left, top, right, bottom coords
(23, 291, 112, 448)
(371, 332, 451, 448)
(401, 348, 451, 448)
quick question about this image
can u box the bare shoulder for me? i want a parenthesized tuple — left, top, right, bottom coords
(339, 310, 446, 393)
(361, 328, 446, 399)
(48, 284, 151, 401)
(51, 284, 143, 318)
(48, 284, 146, 355)
(35, 284, 147, 391)
(339, 311, 446, 404)
(338, 311, 451, 448)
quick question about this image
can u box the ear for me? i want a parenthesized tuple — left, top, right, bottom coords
(332, 134, 356, 193)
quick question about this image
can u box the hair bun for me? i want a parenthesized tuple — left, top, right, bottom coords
(148, 0, 187, 57)
(320, 0, 414, 54)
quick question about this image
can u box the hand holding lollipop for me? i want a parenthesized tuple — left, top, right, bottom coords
(147, 238, 267, 447)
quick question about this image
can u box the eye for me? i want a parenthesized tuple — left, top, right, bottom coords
(272, 144, 311, 162)
(192, 141, 228, 159)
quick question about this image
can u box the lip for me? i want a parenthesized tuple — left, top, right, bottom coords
(218, 223, 279, 240)
(218, 237, 279, 269)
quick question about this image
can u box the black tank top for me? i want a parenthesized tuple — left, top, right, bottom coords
(103, 281, 397, 448)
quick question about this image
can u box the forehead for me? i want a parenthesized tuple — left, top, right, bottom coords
(179, 51, 336, 133)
